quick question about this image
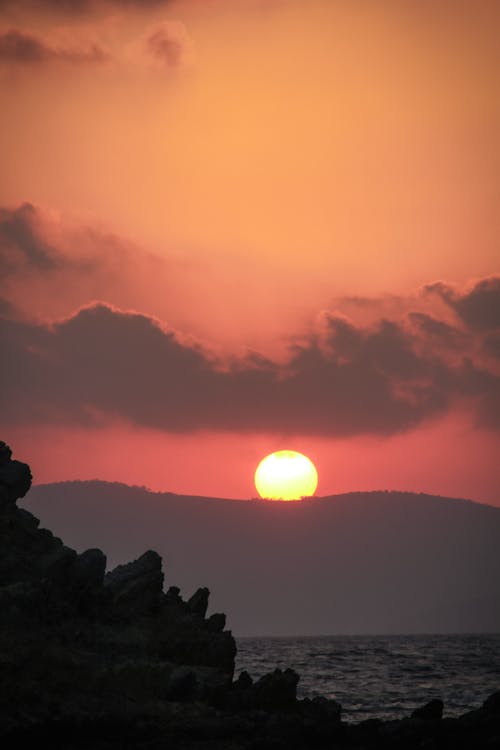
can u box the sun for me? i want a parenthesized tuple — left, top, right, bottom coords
(254, 450, 318, 501)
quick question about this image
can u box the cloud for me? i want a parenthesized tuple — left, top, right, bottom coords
(1, 300, 498, 436)
(0, 203, 63, 273)
(145, 21, 195, 69)
(407, 312, 467, 350)
(0, 202, 104, 283)
(1, 205, 498, 437)
(0, 297, 15, 318)
(425, 276, 500, 331)
(0, 27, 108, 64)
(484, 332, 500, 360)
(0, 203, 180, 326)
(0, 0, 174, 13)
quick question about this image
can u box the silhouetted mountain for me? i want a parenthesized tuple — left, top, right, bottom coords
(24, 483, 500, 636)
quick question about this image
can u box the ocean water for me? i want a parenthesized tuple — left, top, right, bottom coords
(235, 634, 500, 722)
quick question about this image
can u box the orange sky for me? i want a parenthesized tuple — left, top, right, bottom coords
(1, 0, 499, 503)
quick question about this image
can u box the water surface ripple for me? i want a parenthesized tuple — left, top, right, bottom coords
(235, 634, 500, 722)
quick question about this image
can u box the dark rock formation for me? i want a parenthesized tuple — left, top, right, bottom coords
(0, 441, 236, 737)
(104, 549, 164, 614)
(1, 441, 499, 750)
(0, 440, 32, 502)
(411, 697, 444, 721)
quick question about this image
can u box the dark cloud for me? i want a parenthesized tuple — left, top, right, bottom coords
(407, 312, 467, 349)
(1, 302, 498, 436)
(0, 28, 108, 64)
(325, 316, 429, 380)
(483, 332, 500, 360)
(0, 297, 15, 318)
(1, 205, 498, 437)
(426, 276, 500, 331)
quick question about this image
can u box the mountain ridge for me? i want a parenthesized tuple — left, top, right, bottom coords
(23, 481, 500, 636)
(31, 479, 496, 510)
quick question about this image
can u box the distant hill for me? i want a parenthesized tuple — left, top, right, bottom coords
(23, 483, 500, 636)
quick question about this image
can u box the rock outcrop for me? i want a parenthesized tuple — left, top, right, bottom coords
(1, 441, 499, 750)
(0, 441, 236, 736)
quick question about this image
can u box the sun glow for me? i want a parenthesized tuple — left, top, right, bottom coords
(254, 450, 318, 501)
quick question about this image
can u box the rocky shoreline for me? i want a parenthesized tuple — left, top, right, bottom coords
(1, 442, 498, 749)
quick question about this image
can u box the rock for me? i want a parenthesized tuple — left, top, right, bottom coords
(225, 668, 300, 713)
(166, 666, 198, 702)
(0, 442, 12, 465)
(300, 695, 342, 723)
(38, 543, 77, 580)
(0, 443, 241, 742)
(155, 606, 236, 675)
(483, 691, 500, 713)
(235, 670, 253, 689)
(206, 612, 226, 632)
(411, 698, 444, 721)
(253, 668, 300, 711)
(187, 587, 209, 618)
(0, 442, 32, 503)
(2, 442, 499, 750)
(166, 585, 182, 600)
(72, 548, 107, 588)
(164, 664, 230, 703)
(104, 550, 164, 614)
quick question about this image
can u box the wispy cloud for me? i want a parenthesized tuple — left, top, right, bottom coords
(0, 27, 108, 64)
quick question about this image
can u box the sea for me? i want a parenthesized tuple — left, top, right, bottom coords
(235, 633, 500, 723)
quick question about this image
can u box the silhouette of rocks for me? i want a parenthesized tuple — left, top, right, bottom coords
(0, 439, 32, 503)
(187, 585, 209, 617)
(223, 667, 301, 713)
(207, 611, 226, 632)
(483, 690, 500, 713)
(1, 441, 499, 749)
(0, 442, 236, 737)
(411, 698, 444, 720)
(73, 548, 107, 588)
(104, 549, 164, 614)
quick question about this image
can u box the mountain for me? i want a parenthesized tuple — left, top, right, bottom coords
(23, 483, 500, 636)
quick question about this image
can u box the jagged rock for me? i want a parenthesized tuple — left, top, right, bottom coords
(187, 586, 209, 618)
(253, 668, 300, 711)
(0, 444, 236, 740)
(207, 612, 226, 632)
(104, 550, 164, 614)
(0, 442, 12, 465)
(299, 695, 342, 723)
(225, 668, 300, 713)
(39, 543, 77, 580)
(166, 666, 198, 701)
(483, 690, 500, 713)
(72, 548, 107, 588)
(411, 698, 444, 720)
(1, 442, 499, 750)
(0, 497, 75, 587)
(155, 606, 237, 675)
(235, 670, 253, 689)
(0, 441, 32, 503)
(166, 585, 182, 600)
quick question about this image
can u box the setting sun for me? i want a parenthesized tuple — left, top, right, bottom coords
(254, 450, 318, 501)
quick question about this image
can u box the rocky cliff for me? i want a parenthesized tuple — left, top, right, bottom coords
(1, 442, 499, 749)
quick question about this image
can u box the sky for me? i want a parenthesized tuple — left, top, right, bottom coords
(1, 0, 499, 504)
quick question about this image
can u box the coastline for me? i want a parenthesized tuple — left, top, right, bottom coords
(1, 442, 499, 749)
